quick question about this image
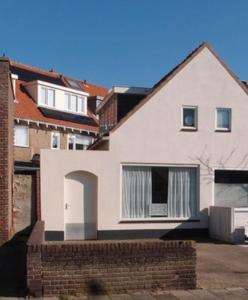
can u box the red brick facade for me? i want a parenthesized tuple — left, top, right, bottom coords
(27, 222, 196, 297)
(99, 94, 117, 132)
(0, 58, 14, 245)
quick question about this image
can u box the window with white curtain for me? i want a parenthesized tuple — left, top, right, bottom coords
(67, 134, 93, 150)
(122, 166, 197, 219)
(14, 125, 29, 147)
(216, 108, 231, 131)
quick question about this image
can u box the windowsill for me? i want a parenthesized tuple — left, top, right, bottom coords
(14, 144, 29, 148)
(119, 218, 200, 223)
(180, 127, 197, 132)
(215, 128, 231, 132)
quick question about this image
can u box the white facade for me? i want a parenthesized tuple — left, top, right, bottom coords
(41, 44, 248, 240)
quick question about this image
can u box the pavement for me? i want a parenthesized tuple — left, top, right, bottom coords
(1, 288, 248, 299)
(196, 241, 248, 289)
(1, 239, 248, 299)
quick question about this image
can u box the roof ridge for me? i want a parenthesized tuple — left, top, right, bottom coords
(153, 41, 208, 89)
(10, 60, 60, 78)
(11, 60, 108, 90)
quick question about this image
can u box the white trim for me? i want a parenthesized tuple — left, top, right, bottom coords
(14, 117, 98, 134)
(14, 125, 29, 147)
(215, 107, 231, 131)
(51, 131, 60, 150)
(24, 80, 89, 96)
(11, 74, 19, 80)
(119, 217, 200, 222)
(181, 105, 198, 130)
(121, 162, 199, 168)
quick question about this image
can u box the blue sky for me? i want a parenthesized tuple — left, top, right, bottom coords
(1, 0, 248, 88)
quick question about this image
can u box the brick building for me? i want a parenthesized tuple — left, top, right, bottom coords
(1, 59, 108, 242)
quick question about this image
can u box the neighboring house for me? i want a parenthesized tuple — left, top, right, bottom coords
(40, 42, 248, 241)
(9, 61, 108, 235)
(89, 86, 151, 150)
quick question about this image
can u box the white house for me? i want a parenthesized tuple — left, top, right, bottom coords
(40, 42, 248, 241)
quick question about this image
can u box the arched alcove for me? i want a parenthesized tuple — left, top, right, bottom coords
(64, 171, 97, 240)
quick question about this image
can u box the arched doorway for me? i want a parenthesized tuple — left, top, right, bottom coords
(64, 171, 97, 240)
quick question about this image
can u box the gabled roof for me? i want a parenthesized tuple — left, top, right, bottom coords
(10, 61, 108, 97)
(11, 61, 108, 132)
(110, 42, 248, 133)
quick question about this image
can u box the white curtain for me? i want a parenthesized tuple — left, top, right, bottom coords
(122, 166, 152, 218)
(168, 167, 197, 218)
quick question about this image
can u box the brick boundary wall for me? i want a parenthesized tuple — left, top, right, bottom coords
(0, 57, 14, 245)
(27, 221, 196, 297)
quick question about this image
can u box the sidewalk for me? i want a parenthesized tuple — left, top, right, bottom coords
(1, 288, 248, 299)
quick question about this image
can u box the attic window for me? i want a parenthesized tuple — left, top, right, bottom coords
(66, 78, 82, 90)
(41, 86, 55, 107)
(182, 106, 197, 130)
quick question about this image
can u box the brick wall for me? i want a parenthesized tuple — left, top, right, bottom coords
(99, 95, 117, 133)
(27, 222, 196, 297)
(14, 124, 68, 162)
(0, 57, 14, 245)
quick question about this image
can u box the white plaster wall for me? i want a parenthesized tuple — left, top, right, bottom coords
(41, 47, 248, 233)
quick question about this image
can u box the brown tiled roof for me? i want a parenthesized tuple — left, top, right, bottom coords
(15, 80, 99, 132)
(11, 61, 108, 132)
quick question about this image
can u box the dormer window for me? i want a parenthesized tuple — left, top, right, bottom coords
(64, 93, 87, 114)
(41, 87, 55, 107)
(24, 80, 89, 116)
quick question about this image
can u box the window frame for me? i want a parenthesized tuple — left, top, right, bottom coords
(215, 108, 231, 132)
(67, 134, 92, 150)
(181, 106, 198, 131)
(64, 93, 87, 115)
(40, 86, 55, 108)
(120, 163, 199, 222)
(67, 134, 76, 150)
(51, 131, 60, 150)
(14, 125, 29, 148)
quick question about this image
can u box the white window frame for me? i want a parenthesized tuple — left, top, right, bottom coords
(67, 134, 92, 150)
(67, 134, 76, 150)
(64, 93, 87, 115)
(181, 106, 198, 130)
(40, 86, 55, 108)
(14, 125, 29, 147)
(51, 131, 60, 150)
(215, 108, 231, 132)
(120, 163, 199, 222)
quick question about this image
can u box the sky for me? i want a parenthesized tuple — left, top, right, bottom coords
(1, 0, 248, 88)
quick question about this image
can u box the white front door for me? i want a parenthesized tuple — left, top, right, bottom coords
(64, 171, 97, 240)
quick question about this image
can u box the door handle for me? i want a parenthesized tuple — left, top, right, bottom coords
(65, 203, 69, 210)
